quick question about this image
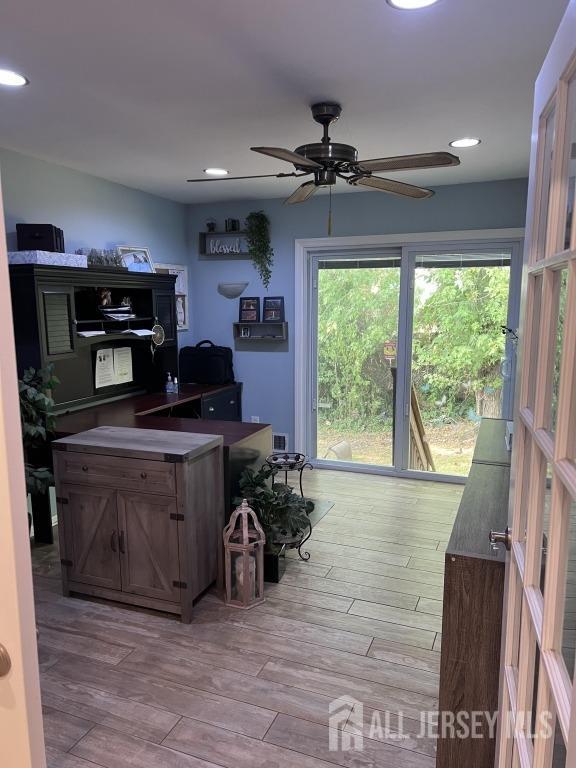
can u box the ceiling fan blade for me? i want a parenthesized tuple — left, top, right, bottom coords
(251, 146, 322, 170)
(284, 181, 318, 205)
(352, 176, 434, 199)
(187, 172, 300, 182)
(356, 152, 460, 173)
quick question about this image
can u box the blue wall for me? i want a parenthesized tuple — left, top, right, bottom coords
(0, 146, 528, 443)
(187, 178, 528, 442)
(0, 147, 188, 263)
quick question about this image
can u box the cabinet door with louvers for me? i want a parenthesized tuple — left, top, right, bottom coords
(39, 286, 74, 358)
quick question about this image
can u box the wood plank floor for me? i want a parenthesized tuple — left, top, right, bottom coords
(32, 469, 463, 768)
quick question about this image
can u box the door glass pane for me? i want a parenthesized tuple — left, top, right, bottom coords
(563, 77, 576, 251)
(561, 497, 576, 678)
(552, 720, 567, 767)
(410, 253, 511, 476)
(551, 268, 569, 433)
(316, 257, 401, 467)
(536, 107, 556, 261)
(526, 273, 544, 413)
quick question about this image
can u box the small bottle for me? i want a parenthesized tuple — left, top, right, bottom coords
(173, 376, 179, 394)
(165, 372, 174, 394)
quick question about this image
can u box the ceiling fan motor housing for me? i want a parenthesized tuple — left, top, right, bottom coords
(294, 142, 358, 174)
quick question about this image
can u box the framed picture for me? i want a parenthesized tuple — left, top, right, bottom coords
(239, 297, 260, 323)
(263, 296, 285, 322)
(154, 263, 189, 331)
(240, 326, 251, 338)
(117, 246, 154, 273)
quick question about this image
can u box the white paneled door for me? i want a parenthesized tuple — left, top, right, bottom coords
(0, 174, 46, 766)
(497, 3, 576, 766)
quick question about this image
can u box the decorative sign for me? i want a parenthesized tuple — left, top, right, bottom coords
(200, 231, 249, 257)
(383, 341, 397, 359)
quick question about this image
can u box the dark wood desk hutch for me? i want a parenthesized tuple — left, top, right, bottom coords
(9, 264, 178, 409)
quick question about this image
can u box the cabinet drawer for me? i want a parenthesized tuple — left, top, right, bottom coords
(201, 386, 241, 421)
(56, 452, 176, 495)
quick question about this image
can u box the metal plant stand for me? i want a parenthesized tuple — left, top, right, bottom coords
(265, 452, 313, 498)
(265, 452, 314, 561)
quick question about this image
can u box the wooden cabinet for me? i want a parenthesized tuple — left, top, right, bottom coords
(54, 426, 224, 622)
(201, 384, 242, 421)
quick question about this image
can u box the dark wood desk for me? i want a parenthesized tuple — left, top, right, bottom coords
(36, 386, 272, 545)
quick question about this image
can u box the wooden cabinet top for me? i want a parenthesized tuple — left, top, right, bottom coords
(54, 426, 222, 462)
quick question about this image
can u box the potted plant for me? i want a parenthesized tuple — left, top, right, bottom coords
(245, 211, 274, 289)
(235, 464, 313, 582)
(19, 364, 59, 538)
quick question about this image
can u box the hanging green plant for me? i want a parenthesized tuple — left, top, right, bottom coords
(245, 211, 274, 289)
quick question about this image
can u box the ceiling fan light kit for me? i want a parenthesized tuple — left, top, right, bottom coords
(187, 102, 460, 205)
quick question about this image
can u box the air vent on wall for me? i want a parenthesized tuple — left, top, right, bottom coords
(273, 432, 289, 452)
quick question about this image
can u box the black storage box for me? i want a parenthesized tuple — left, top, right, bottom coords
(17, 223, 65, 252)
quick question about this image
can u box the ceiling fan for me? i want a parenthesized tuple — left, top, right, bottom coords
(187, 102, 460, 204)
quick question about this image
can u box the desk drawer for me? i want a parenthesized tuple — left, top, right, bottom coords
(201, 385, 242, 421)
(56, 452, 176, 495)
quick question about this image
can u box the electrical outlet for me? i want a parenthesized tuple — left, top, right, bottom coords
(251, 416, 260, 423)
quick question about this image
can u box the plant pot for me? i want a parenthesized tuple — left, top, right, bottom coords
(264, 543, 286, 583)
(30, 491, 53, 545)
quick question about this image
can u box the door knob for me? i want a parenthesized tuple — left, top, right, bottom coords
(0, 644, 12, 677)
(489, 526, 512, 551)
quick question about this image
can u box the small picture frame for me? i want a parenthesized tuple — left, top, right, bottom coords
(239, 297, 260, 323)
(117, 246, 154, 273)
(240, 326, 251, 338)
(263, 296, 285, 322)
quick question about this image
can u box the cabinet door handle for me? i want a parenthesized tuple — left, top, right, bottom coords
(208, 406, 215, 412)
(141, 472, 147, 479)
(229, 400, 235, 405)
(82, 465, 88, 472)
(119, 531, 126, 554)
(110, 531, 117, 552)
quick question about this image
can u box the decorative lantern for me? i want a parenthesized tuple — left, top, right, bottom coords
(223, 499, 266, 608)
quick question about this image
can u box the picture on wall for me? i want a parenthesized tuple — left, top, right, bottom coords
(239, 297, 260, 322)
(154, 263, 189, 330)
(117, 245, 154, 273)
(263, 296, 285, 322)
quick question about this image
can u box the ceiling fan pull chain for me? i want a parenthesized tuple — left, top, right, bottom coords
(328, 186, 333, 236)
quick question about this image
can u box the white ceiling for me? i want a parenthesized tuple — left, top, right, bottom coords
(0, 0, 569, 203)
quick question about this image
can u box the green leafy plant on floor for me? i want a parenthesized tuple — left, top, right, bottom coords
(235, 464, 313, 546)
(19, 364, 59, 495)
(245, 211, 274, 289)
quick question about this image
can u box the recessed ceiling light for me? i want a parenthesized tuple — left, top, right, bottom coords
(204, 168, 229, 176)
(0, 69, 29, 87)
(386, 0, 440, 9)
(449, 137, 481, 148)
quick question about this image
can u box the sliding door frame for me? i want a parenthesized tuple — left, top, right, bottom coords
(295, 229, 525, 482)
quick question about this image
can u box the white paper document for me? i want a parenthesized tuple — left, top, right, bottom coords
(77, 330, 106, 338)
(95, 348, 115, 388)
(95, 347, 134, 388)
(121, 328, 154, 337)
(113, 347, 133, 385)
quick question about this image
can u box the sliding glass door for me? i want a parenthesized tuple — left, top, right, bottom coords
(408, 252, 513, 476)
(309, 242, 522, 480)
(314, 254, 402, 467)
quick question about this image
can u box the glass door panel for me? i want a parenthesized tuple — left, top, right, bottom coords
(409, 253, 511, 476)
(315, 257, 401, 467)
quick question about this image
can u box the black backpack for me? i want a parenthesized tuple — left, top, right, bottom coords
(179, 341, 235, 385)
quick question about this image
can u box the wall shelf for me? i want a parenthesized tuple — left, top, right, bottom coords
(233, 321, 287, 342)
